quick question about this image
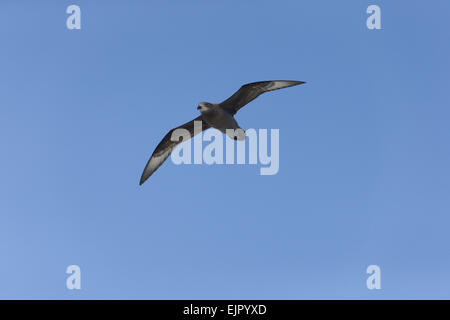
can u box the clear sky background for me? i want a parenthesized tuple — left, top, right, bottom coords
(1, 1, 449, 299)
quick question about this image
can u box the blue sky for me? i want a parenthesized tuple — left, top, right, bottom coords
(1, 1, 449, 299)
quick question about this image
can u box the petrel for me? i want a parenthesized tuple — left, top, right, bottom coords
(139, 80, 305, 185)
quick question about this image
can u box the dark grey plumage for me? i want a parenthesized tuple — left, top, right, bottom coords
(139, 116, 210, 185)
(139, 80, 305, 184)
(220, 80, 304, 115)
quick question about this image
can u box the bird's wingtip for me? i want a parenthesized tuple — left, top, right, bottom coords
(139, 175, 147, 186)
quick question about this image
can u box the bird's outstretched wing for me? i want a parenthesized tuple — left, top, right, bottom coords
(139, 116, 210, 185)
(220, 80, 305, 115)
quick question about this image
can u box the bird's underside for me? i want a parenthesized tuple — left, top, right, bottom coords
(139, 80, 305, 185)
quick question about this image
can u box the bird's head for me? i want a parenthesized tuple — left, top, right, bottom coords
(197, 102, 213, 113)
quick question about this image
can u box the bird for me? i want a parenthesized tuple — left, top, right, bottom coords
(139, 80, 305, 185)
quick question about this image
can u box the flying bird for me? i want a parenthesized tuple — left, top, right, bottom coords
(139, 80, 305, 185)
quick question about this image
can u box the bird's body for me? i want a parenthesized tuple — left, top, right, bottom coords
(139, 80, 305, 185)
(198, 103, 244, 140)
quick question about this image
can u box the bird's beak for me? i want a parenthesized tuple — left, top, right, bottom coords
(197, 106, 201, 110)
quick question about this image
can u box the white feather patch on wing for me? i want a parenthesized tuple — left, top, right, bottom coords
(143, 148, 172, 179)
(269, 81, 297, 90)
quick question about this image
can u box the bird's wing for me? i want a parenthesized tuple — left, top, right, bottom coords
(219, 80, 305, 115)
(139, 116, 210, 185)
